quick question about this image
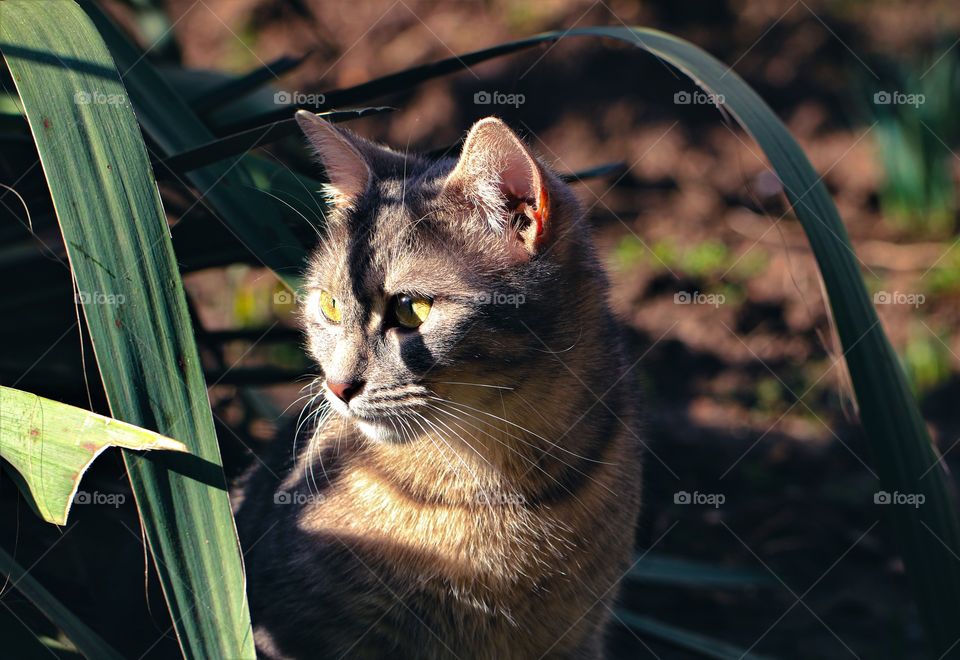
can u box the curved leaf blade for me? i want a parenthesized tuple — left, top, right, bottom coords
(219, 37, 547, 133)
(0, 545, 124, 660)
(617, 611, 772, 660)
(158, 106, 393, 174)
(79, 0, 307, 291)
(627, 554, 775, 590)
(0, 1, 255, 657)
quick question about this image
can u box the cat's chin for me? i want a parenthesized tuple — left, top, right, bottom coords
(325, 393, 415, 443)
(353, 418, 406, 443)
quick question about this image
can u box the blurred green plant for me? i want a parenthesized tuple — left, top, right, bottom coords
(900, 322, 953, 396)
(616, 235, 767, 286)
(925, 247, 960, 295)
(860, 47, 960, 235)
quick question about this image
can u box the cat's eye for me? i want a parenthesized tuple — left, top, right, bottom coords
(319, 290, 342, 323)
(392, 294, 432, 329)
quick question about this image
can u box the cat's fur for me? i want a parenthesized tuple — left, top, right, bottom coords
(235, 113, 642, 660)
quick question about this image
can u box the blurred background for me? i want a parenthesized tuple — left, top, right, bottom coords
(3, 0, 960, 657)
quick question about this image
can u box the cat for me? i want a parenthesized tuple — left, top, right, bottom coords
(234, 111, 643, 660)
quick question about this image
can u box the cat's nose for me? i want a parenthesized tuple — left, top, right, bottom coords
(327, 379, 364, 403)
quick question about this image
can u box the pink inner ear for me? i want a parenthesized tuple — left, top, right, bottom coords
(500, 150, 539, 203)
(443, 117, 547, 238)
(321, 145, 369, 204)
(295, 111, 371, 207)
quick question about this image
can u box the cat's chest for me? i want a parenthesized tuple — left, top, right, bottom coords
(289, 455, 573, 589)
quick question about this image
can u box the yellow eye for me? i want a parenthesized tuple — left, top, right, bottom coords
(393, 294, 432, 328)
(319, 290, 342, 323)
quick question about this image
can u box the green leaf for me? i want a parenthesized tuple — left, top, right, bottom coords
(191, 49, 314, 115)
(0, 544, 124, 660)
(561, 161, 627, 183)
(627, 554, 775, 590)
(572, 27, 960, 654)
(158, 106, 393, 175)
(218, 37, 546, 133)
(79, 0, 307, 291)
(618, 611, 772, 660)
(0, 386, 187, 525)
(0, 1, 255, 658)
(0, 608, 84, 660)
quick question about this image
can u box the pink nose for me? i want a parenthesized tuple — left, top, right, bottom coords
(327, 379, 363, 403)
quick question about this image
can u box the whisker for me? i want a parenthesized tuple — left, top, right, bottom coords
(244, 183, 323, 239)
(530, 327, 582, 354)
(408, 208, 441, 233)
(435, 381, 515, 391)
(428, 395, 613, 465)
(427, 399, 618, 499)
(410, 411, 476, 487)
(422, 408, 498, 474)
(425, 402, 598, 505)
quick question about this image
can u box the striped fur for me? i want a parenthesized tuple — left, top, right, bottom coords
(236, 117, 642, 659)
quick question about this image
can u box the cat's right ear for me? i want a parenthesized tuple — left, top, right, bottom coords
(442, 117, 550, 258)
(296, 110, 371, 208)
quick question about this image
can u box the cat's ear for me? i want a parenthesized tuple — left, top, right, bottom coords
(296, 110, 371, 208)
(443, 117, 550, 256)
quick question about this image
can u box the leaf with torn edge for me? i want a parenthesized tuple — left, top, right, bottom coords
(0, 386, 188, 525)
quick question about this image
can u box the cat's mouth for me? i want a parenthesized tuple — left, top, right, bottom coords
(323, 384, 430, 443)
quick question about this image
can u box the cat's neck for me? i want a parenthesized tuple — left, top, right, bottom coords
(345, 349, 623, 507)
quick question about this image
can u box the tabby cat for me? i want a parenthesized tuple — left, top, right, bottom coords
(235, 111, 642, 660)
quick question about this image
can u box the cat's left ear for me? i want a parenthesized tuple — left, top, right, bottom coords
(296, 110, 371, 209)
(443, 117, 550, 256)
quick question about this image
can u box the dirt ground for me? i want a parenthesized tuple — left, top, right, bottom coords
(4, 0, 960, 657)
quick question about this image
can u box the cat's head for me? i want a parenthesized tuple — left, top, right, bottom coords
(297, 112, 606, 444)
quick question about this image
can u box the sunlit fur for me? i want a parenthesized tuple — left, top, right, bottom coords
(235, 117, 643, 660)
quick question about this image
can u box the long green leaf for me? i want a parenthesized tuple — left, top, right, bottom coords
(628, 554, 775, 590)
(0, 386, 187, 525)
(158, 106, 393, 174)
(618, 611, 771, 660)
(191, 49, 314, 115)
(575, 27, 960, 653)
(0, 2, 254, 658)
(218, 38, 546, 133)
(0, 545, 123, 660)
(79, 0, 307, 291)
(0, 608, 83, 660)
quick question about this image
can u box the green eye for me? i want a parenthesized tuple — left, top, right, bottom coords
(393, 294, 432, 328)
(319, 290, 341, 323)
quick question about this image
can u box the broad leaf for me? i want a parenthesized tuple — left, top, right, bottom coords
(0, 386, 186, 525)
